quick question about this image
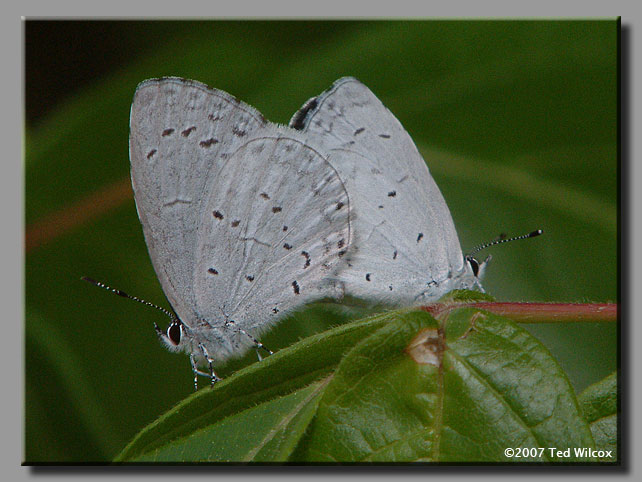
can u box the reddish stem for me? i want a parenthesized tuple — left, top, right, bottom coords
(26, 177, 132, 253)
(421, 302, 617, 323)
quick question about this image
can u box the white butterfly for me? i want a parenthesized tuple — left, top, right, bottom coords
(108, 77, 528, 389)
(128, 78, 350, 387)
(290, 77, 486, 305)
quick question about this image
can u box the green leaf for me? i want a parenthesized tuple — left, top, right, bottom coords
(116, 311, 391, 461)
(135, 380, 328, 462)
(578, 371, 618, 461)
(119, 307, 595, 462)
(440, 308, 594, 461)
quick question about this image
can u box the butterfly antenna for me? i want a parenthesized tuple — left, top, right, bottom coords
(467, 229, 543, 257)
(81, 276, 177, 322)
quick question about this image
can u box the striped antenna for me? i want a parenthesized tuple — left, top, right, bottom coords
(81, 276, 177, 322)
(467, 229, 543, 258)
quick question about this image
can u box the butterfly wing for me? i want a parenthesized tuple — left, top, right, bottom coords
(130, 78, 268, 327)
(192, 133, 350, 359)
(130, 79, 350, 361)
(290, 77, 479, 304)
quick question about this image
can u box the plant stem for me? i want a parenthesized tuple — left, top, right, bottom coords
(421, 302, 617, 323)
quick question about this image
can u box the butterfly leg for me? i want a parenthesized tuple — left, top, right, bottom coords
(198, 343, 220, 388)
(226, 320, 273, 360)
(189, 352, 206, 391)
(251, 336, 274, 361)
(189, 349, 219, 390)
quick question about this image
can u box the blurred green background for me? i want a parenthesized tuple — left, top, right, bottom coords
(24, 20, 618, 462)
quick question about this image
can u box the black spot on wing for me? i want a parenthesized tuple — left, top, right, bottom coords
(199, 138, 219, 147)
(292, 280, 300, 295)
(146, 149, 157, 159)
(213, 210, 224, 220)
(301, 251, 311, 269)
(417, 233, 424, 243)
(181, 126, 196, 137)
(208, 268, 218, 275)
(162, 128, 175, 136)
(232, 126, 247, 137)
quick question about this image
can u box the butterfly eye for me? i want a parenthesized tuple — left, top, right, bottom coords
(167, 322, 182, 345)
(466, 256, 480, 277)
